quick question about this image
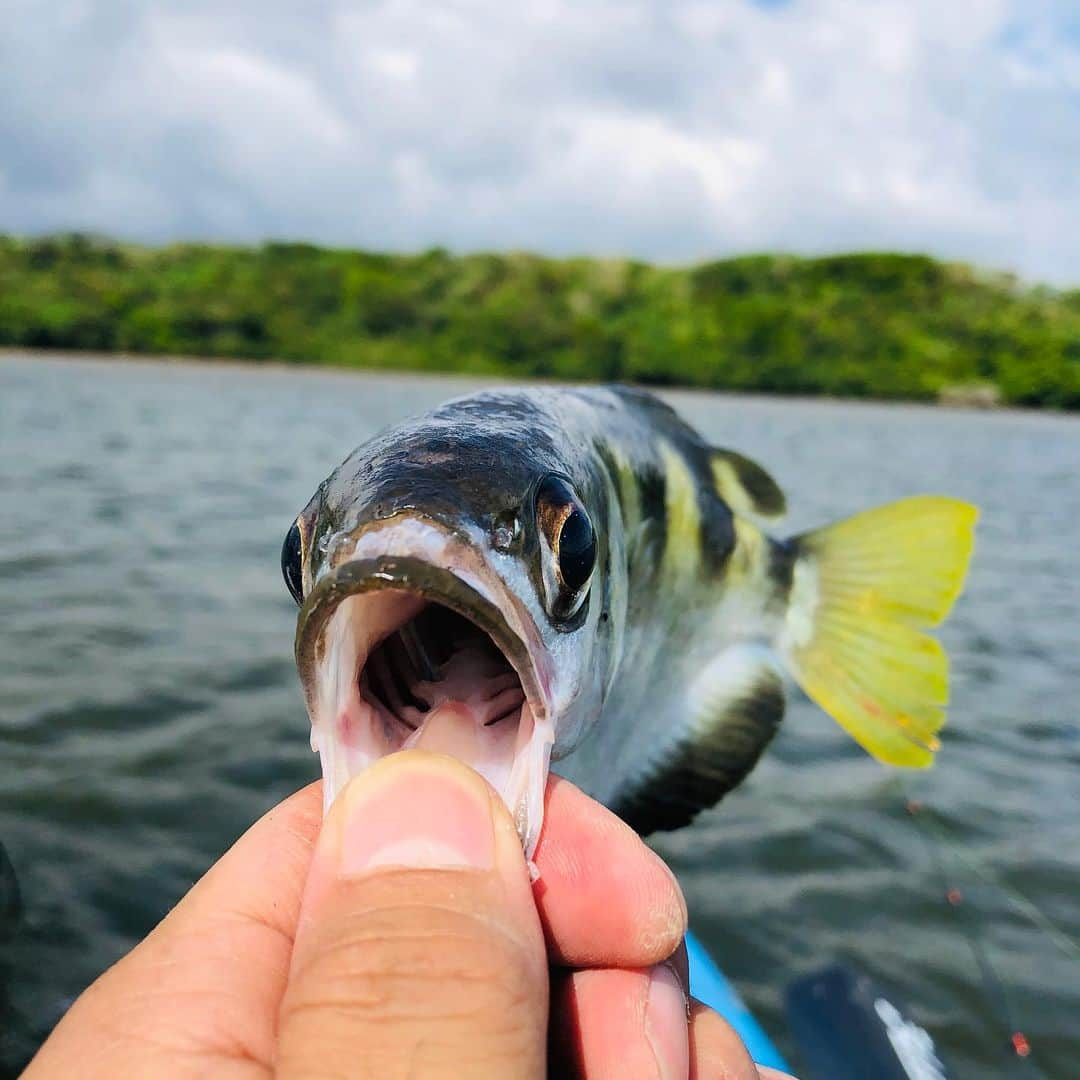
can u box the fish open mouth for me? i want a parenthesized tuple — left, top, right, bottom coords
(295, 527, 554, 856)
(361, 602, 527, 732)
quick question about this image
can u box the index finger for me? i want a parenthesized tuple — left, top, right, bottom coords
(533, 774, 687, 968)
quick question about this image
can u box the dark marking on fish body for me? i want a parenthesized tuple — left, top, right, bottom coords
(693, 459, 737, 575)
(636, 464, 668, 568)
(767, 536, 797, 608)
(600, 387, 738, 580)
(613, 671, 786, 835)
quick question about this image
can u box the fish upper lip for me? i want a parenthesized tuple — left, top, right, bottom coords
(295, 552, 548, 719)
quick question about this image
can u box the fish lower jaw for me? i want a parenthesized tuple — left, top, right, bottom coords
(309, 588, 554, 858)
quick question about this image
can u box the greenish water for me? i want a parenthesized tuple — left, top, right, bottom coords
(1, 354, 1077, 1076)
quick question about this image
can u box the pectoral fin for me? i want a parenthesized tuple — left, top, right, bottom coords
(779, 496, 978, 766)
(613, 646, 785, 835)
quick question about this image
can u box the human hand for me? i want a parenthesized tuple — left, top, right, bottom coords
(25, 752, 792, 1078)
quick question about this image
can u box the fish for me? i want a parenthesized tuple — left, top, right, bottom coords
(283, 386, 977, 855)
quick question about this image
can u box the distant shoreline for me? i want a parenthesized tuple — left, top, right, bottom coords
(4, 346, 1060, 418)
(1, 344, 464, 381)
(3, 236, 1076, 410)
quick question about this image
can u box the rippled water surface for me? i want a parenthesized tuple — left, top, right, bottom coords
(1, 354, 1077, 1076)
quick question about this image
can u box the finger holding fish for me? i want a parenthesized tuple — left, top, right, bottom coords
(551, 967, 788, 1080)
(532, 774, 687, 968)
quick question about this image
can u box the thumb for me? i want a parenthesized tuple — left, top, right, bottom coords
(276, 751, 548, 1079)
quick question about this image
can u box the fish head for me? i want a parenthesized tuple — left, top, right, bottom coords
(283, 392, 620, 855)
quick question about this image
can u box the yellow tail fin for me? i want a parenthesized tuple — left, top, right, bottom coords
(779, 496, 978, 766)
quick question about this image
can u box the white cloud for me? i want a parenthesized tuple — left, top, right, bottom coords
(0, 0, 1076, 281)
(369, 48, 419, 83)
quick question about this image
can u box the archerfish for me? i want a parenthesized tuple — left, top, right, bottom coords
(283, 387, 977, 856)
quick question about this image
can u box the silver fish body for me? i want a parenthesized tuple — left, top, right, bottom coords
(284, 386, 976, 851)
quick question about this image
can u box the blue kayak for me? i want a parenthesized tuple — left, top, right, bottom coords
(685, 931, 791, 1073)
(688, 934, 960, 1079)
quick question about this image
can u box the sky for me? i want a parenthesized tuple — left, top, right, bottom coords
(1, 0, 1078, 282)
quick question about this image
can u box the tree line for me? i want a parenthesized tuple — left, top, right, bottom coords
(1, 233, 1077, 407)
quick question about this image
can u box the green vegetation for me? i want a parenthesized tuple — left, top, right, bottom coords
(2, 233, 1078, 407)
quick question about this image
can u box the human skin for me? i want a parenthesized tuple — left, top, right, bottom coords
(25, 752, 796, 1079)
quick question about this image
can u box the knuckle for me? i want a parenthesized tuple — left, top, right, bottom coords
(285, 899, 539, 1029)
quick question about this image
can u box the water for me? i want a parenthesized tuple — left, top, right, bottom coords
(1, 353, 1077, 1077)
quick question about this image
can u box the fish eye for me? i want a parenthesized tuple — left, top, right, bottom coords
(535, 475, 596, 618)
(556, 504, 595, 592)
(281, 520, 304, 605)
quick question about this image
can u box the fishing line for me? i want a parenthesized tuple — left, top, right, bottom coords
(897, 779, 1039, 1075)
(914, 813, 1080, 965)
